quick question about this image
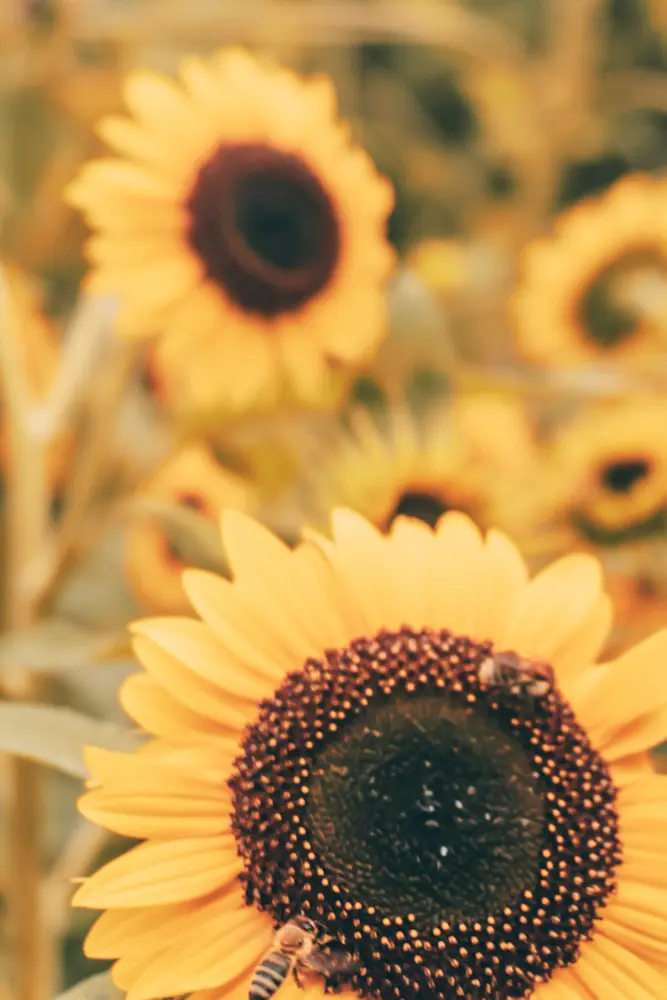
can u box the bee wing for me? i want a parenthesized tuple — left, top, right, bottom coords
(303, 950, 360, 976)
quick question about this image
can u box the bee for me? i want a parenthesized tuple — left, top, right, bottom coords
(478, 650, 554, 699)
(249, 915, 358, 1000)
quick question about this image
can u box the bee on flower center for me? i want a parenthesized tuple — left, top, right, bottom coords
(250, 915, 358, 1000)
(478, 650, 555, 699)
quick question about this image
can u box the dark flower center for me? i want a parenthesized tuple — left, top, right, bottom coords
(600, 457, 651, 494)
(578, 250, 663, 348)
(386, 490, 451, 530)
(230, 628, 620, 1000)
(186, 143, 340, 318)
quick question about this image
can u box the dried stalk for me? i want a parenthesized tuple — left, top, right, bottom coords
(40, 821, 111, 995)
(71, 0, 526, 63)
(0, 266, 50, 1000)
(542, 0, 604, 156)
(27, 295, 118, 447)
(30, 338, 140, 614)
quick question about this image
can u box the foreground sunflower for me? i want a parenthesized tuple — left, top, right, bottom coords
(76, 509, 667, 1000)
(302, 395, 540, 536)
(66, 48, 395, 413)
(550, 398, 667, 546)
(512, 175, 667, 368)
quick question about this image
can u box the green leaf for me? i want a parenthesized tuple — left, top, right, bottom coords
(0, 619, 130, 673)
(55, 971, 123, 1000)
(129, 496, 227, 573)
(0, 703, 144, 779)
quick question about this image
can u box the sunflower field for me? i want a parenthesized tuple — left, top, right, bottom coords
(4, 2, 667, 999)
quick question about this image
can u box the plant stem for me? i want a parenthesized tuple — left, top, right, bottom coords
(30, 338, 139, 615)
(0, 266, 50, 1000)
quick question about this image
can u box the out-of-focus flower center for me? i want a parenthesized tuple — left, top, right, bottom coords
(385, 490, 451, 529)
(230, 627, 620, 1000)
(187, 143, 340, 317)
(578, 249, 664, 347)
(600, 456, 652, 495)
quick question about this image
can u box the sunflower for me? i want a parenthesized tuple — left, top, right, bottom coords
(301, 394, 540, 536)
(512, 174, 667, 367)
(125, 443, 254, 615)
(75, 508, 667, 1000)
(66, 48, 395, 415)
(549, 398, 667, 546)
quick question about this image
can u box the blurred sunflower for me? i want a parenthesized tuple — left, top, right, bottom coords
(605, 569, 667, 655)
(550, 399, 667, 545)
(513, 175, 667, 367)
(66, 48, 395, 415)
(302, 394, 539, 536)
(0, 265, 70, 498)
(125, 443, 254, 615)
(75, 509, 667, 1000)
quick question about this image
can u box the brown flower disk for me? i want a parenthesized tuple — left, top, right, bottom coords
(230, 627, 621, 1000)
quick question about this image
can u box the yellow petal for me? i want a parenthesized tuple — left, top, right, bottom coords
(531, 969, 588, 1000)
(328, 508, 402, 633)
(577, 631, 667, 749)
(130, 617, 273, 702)
(386, 517, 433, 628)
(554, 593, 613, 688)
(430, 512, 487, 637)
(602, 917, 667, 960)
(85, 882, 245, 958)
(574, 933, 665, 999)
(73, 836, 241, 908)
(112, 952, 157, 992)
(498, 553, 603, 677)
(220, 511, 349, 658)
(132, 635, 252, 732)
(66, 159, 175, 207)
(119, 672, 228, 745)
(84, 743, 236, 785)
(602, 703, 667, 761)
(474, 528, 529, 640)
(127, 906, 272, 1000)
(78, 774, 233, 839)
(182, 569, 292, 680)
(610, 754, 655, 787)
(618, 774, 667, 807)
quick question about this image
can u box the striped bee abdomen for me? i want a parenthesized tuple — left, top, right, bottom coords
(249, 951, 293, 1000)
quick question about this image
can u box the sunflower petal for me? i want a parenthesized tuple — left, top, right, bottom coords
(130, 617, 273, 701)
(430, 511, 487, 637)
(131, 635, 252, 731)
(78, 774, 233, 839)
(498, 553, 603, 676)
(574, 933, 666, 999)
(577, 631, 667, 749)
(119, 672, 228, 745)
(73, 837, 241, 908)
(127, 907, 272, 1000)
(85, 883, 246, 958)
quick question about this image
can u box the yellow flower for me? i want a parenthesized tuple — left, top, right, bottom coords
(550, 399, 667, 545)
(125, 443, 254, 615)
(74, 509, 667, 1000)
(66, 48, 395, 415)
(301, 394, 540, 536)
(512, 175, 667, 367)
